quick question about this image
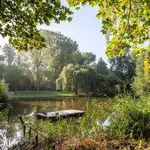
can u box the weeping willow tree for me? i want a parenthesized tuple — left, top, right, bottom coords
(56, 64, 76, 92)
(56, 64, 97, 95)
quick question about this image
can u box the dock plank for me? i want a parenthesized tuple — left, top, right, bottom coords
(36, 109, 85, 119)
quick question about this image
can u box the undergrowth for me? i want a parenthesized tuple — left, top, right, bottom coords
(15, 95, 150, 149)
(108, 95, 150, 140)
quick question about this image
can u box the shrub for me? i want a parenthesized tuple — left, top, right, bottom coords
(0, 79, 8, 102)
(108, 95, 150, 140)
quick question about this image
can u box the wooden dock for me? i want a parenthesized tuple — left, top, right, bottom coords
(36, 109, 85, 119)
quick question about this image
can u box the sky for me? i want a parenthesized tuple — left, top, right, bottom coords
(0, 1, 108, 63)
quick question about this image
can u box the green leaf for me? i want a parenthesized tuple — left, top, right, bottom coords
(7, 108, 11, 124)
(76, 6, 80, 10)
(28, 127, 32, 141)
(18, 115, 25, 127)
(52, 144, 56, 150)
(23, 124, 26, 137)
(68, 17, 72, 22)
(35, 134, 38, 147)
(122, 5, 126, 10)
(44, 139, 50, 150)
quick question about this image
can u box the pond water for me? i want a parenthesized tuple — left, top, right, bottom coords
(0, 97, 106, 149)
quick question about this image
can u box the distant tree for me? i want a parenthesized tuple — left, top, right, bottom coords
(0, 49, 5, 79)
(56, 64, 97, 95)
(19, 75, 34, 90)
(80, 52, 96, 65)
(2, 44, 16, 66)
(40, 30, 80, 75)
(0, 63, 4, 79)
(15, 52, 27, 69)
(98, 73, 118, 97)
(109, 50, 135, 93)
(77, 67, 97, 95)
(96, 57, 109, 75)
(42, 70, 57, 91)
(3, 65, 22, 91)
(56, 64, 76, 91)
(29, 49, 47, 91)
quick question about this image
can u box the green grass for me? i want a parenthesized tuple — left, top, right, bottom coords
(108, 95, 150, 140)
(9, 91, 75, 100)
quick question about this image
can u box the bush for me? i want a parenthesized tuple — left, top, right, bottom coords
(0, 79, 8, 102)
(108, 95, 150, 140)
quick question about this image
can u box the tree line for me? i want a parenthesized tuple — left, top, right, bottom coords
(0, 29, 149, 97)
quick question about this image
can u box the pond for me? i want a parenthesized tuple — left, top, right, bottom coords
(0, 97, 106, 149)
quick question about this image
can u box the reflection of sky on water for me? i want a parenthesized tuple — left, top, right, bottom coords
(0, 124, 21, 150)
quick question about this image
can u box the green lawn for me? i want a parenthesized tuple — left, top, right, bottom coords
(9, 91, 75, 100)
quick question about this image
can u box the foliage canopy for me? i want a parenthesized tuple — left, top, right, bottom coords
(67, 0, 150, 58)
(0, 0, 73, 51)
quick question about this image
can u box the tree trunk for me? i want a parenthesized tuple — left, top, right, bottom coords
(36, 61, 40, 91)
(75, 83, 78, 95)
(36, 75, 39, 91)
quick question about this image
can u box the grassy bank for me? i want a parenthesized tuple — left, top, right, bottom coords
(9, 91, 76, 100)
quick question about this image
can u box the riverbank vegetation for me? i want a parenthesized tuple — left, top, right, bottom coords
(13, 95, 150, 150)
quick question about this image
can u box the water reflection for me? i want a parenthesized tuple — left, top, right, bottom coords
(0, 97, 106, 149)
(0, 125, 21, 149)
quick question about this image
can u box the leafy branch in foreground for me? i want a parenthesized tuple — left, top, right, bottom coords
(0, 0, 73, 51)
(67, 0, 150, 75)
(67, 0, 150, 57)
